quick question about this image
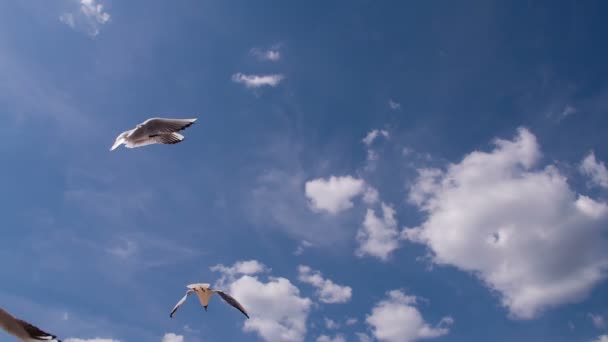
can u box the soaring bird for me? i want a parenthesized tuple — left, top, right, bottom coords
(110, 118, 197, 151)
(0, 306, 61, 342)
(169, 283, 249, 319)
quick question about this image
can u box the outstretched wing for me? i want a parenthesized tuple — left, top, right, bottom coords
(140, 118, 197, 136)
(217, 291, 250, 319)
(16, 319, 60, 341)
(170, 290, 195, 318)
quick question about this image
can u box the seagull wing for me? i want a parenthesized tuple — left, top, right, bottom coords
(16, 319, 60, 341)
(170, 290, 195, 318)
(139, 118, 197, 136)
(125, 133, 185, 148)
(216, 291, 250, 319)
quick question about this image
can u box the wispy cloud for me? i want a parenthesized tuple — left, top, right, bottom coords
(388, 99, 401, 110)
(60, 0, 111, 37)
(589, 313, 606, 329)
(251, 47, 281, 62)
(232, 73, 285, 88)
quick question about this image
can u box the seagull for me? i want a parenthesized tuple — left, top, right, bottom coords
(0, 306, 61, 342)
(110, 117, 197, 151)
(170, 283, 249, 319)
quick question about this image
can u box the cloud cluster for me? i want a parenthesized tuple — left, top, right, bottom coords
(366, 290, 453, 342)
(404, 128, 608, 319)
(213, 260, 312, 342)
(60, 0, 110, 37)
(298, 265, 352, 304)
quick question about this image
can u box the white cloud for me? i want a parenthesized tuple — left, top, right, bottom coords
(211, 260, 270, 287)
(356, 203, 400, 261)
(389, 99, 401, 110)
(251, 47, 281, 61)
(362, 129, 390, 146)
(593, 335, 608, 342)
(213, 260, 312, 342)
(294, 240, 313, 256)
(65, 339, 120, 342)
(356, 333, 372, 342)
(317, 334, 346, 342)
(346, 318, 358, 326)
(324, 317, 340, 330)
(60, 0, 110, 37)
(232, 73, 285, 88)
(580, 152, 608, 189)
(589, 313, 606, 329)
(162, 333, 184, 342)
(404, 128, 608, 319)
(305, 175, 371, 214)
(298, 265, 352, 304)
(366, 290, 453, 342)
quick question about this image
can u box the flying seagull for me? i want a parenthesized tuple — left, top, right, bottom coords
(110, 117, 197, 150)
(170, 283, 249, 319)
(0, 306, 61, 342)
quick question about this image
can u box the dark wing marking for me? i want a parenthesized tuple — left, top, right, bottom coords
(142, 118, 197, 136)
(170, 290, 194, 318)
(154, 133, 184, 145)
(16, 319, 60, 341)
(217, 291, 250, 319)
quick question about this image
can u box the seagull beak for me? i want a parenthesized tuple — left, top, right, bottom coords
(110, 139, 123, 151)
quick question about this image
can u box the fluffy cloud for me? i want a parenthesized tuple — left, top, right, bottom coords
(305, 175, 377, 214)
(298, 265, 352, 304)
(317, 334, 346, 342)
(362, 129, 390, 146)
(162, 333, 184, 342)
(404, 128, 608, 319)
(60, 0, 110, 37)
(251, 47, 281, 61)
(356, 333, 372, 342)
(65, 339, 119, 342)
(346, 317, 358, 325)
(232, 73, 285, 88)
(356, 203, 400, 261)
(366, 290, 453, 342)
(593, 335, 608, 342)
(214, 260, 312, 342)
(580, 152, 608, 189)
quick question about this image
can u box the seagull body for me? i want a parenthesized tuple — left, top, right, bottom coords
(170, 283, 249, 319)
(110, 118, 197, 151)
(0, 307, 61, 342)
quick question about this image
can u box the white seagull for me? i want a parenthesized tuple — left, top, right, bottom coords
(0, 306, 61, 342)
(110, 117, 198, 151)
(170, 283, 249, 319)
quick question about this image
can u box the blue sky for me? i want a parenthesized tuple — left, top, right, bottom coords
(1, 1, 608, 342)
